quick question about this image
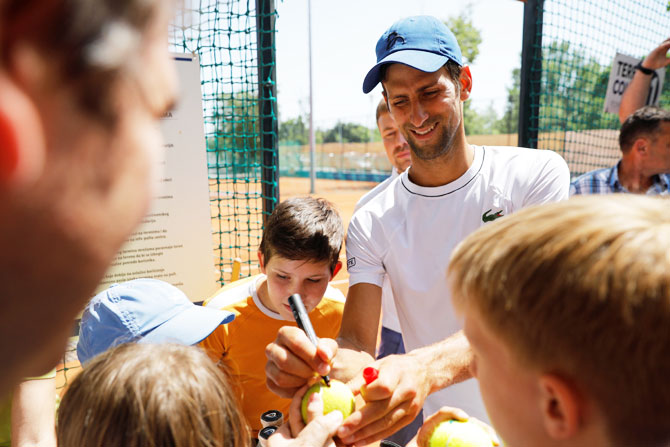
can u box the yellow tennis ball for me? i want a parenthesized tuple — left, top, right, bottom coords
(301, 379, 355, 423)
(428, 420, 493, 447)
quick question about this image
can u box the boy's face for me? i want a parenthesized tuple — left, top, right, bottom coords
(259, 253, 334, 320)
(462, 300, 549, 447)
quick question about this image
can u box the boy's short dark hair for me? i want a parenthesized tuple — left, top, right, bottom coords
(259, 197, 343, 272)
(619, 106, 670, 152)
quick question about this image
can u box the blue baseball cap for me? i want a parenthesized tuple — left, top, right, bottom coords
(362, 15, 463, 93)
(77, 278, 235, 365)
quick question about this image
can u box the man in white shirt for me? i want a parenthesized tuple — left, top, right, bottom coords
(355, 99, 411, 362)
(265, 15, 570, 445)
(354, 99, 421, 446)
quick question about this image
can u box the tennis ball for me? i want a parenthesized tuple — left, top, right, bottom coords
(428, 420, 493, 447)
(301, 379, 355, 423)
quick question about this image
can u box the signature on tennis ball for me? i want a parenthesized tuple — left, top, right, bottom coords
(428, 419, 493, 447)
(300, 379, 355, 423)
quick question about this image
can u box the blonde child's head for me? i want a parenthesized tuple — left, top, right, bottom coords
(58, 343, 250, 447)
(449, 195, 670, 447)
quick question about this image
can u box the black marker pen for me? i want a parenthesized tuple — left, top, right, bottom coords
(287, 293, 331, 387)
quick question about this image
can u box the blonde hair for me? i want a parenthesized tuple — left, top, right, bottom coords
(449, 195, 670, 446)
(57, 343, 251, 447)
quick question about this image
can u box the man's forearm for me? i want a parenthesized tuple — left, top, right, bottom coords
(333, 282, 383, 382)
(405, 330, 473, 394)
(619, 71, 651, 123)
(331, 337, 376, 382)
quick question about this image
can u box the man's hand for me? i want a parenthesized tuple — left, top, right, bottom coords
(336, 354, 432, 446)
(641, 38, 670, 70)
(266, 326, 338, 398)
(408, 407, 499, 447)
(408, 406, 468, 447)
(269, 383, 343, 447)
(620, 37, 670, 122)
(336, 331, 473, 446)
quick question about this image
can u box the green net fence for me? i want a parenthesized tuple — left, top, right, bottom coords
(169, 0, 278, 285)
(56, 0, 278, 394)
(523, 0, 670, 177)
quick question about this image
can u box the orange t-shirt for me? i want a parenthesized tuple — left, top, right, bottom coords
(200, 274, 345, 436)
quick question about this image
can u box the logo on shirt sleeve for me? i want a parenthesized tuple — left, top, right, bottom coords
(347, 257, 356, 269)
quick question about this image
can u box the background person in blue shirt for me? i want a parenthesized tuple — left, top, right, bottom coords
(571, 106, 670, 195)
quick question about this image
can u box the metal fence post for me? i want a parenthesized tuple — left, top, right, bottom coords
(518, 0, 543, 148)
(256, 0, 279, 223)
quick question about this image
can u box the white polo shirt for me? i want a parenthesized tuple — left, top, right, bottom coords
(354, 169, 402, 333)
(346, 145, 570, 419)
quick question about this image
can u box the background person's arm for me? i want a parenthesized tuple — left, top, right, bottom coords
(619, 38, 670, 123)
(11, 377, 56, 447)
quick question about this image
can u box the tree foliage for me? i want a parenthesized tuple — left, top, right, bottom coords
(445, 10, 482, 65)
(209, 92, 261, 174)
(445, 10, 495, 135)
(279, 116, 308, 145)
(495, 67, 520, 134)
(321, 122, 373, 143)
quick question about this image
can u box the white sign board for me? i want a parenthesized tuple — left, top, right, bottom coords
(97, 54, 217, 302)
(604, 52, 665, 114)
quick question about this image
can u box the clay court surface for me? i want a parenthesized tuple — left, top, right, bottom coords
(57, 176, 379, 391)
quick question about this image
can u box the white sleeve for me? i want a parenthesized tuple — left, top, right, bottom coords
(522, 150, 571, 206)
(345, 211, 386, 288)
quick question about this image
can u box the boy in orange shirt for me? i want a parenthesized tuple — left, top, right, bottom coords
(441, 195, 670, 447)
(201, 197, 345, 438)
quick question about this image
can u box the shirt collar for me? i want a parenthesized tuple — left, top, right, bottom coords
(609, 160, 669, 193)
(607, 161, 625, 192)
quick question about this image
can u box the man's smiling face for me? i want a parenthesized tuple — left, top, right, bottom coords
(382, 64, 463, 161)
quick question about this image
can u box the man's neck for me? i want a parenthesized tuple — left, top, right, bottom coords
(618, 158, 654, 193)
(407, 134, 474, 187)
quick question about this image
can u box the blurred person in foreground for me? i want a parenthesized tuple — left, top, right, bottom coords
(0, 0, 177, 393)
(58, 343, 251, 447)
(62, 342, 346, 447)
(442, 195, 670, 447)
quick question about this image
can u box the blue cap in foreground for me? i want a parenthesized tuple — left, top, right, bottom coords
(362, 15, 463, 93)
(77, 278, 235, 365)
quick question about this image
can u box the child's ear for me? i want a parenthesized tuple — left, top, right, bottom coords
(330, 261, 342, 279)
(257, 251, 266, 273)
(0, 73, 45, 190)
(539, 373, 581, 440)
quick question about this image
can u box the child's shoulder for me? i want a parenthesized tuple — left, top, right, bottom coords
(322, 284, 345, 303)
(315, 284, 346, 315)
(203, 274, 259, 310)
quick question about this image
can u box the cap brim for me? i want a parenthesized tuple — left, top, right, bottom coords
(362, 50, 449, 93)
(139, 305, 235, 346)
